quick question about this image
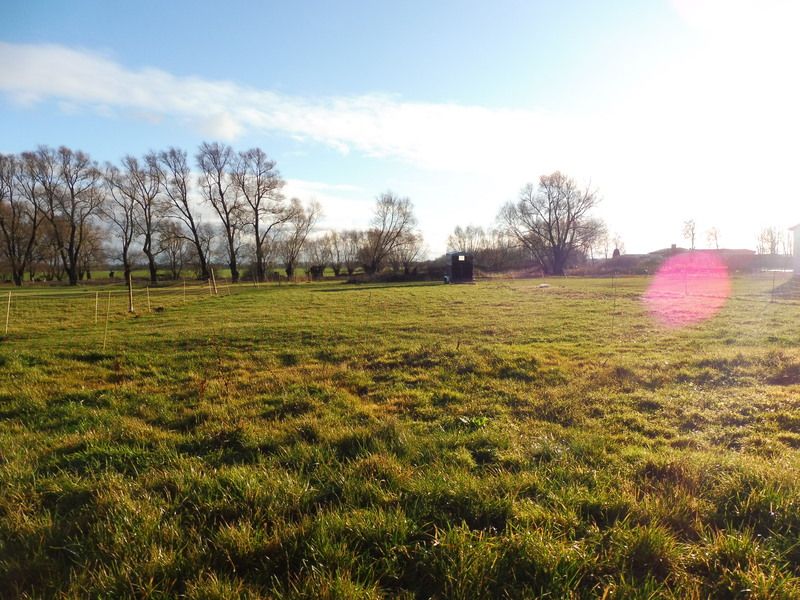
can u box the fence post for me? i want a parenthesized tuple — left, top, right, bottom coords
(771, 271, 776, 303)
(183, 279, 187, 304)
(4, 291, 10, 335)
(102, 291, 111, 351)
(146, 286, 152, 312)
(95, 291, 99, 325)
(210, 269, 218, 296)
(128, 272, 135, 313)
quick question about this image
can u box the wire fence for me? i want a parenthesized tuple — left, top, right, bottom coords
(0, 278, 268, 350)
(0, 271, 797, 355)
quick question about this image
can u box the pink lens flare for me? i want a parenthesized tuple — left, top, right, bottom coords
(643, 251, 731, 328)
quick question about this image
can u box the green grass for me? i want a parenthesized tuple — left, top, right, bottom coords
(1, 274, 799, 598)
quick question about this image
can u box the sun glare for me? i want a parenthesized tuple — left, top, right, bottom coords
(643, 251, 731, 327)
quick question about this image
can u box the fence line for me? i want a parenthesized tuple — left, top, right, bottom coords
(1, 273, 796, 353)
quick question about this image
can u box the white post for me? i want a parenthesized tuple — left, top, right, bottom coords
(128, 272, 134, 313)
(210, 269, 218, 296)
(146, 286, 152, 312)
(102, 291, 111, 351)
(183, 279, 186, 304)
(4, 292, 10, 335)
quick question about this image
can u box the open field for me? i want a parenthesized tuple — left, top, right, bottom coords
(1, 274, 800, 598)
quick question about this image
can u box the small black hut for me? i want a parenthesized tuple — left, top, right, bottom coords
(446, 252, 474, 283)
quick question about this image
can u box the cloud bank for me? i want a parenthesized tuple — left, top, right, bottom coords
(0, 42, 578, 178)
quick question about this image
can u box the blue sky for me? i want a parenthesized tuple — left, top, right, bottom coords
(1, 0, 799, 254)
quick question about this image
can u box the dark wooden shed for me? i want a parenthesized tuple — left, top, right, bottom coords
(446, 252, 474, 283)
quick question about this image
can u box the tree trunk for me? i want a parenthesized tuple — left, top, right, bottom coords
(146, 252, 158, 283)
(254, 226, 264, 282)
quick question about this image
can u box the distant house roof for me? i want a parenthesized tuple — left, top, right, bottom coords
(649, 247, 688, 256)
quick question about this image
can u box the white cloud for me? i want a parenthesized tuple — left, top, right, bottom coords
(0, 42, 576, 179)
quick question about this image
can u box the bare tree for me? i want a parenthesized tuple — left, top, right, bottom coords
(682, 219, 696, 250)
(155, 147, 209, 279)
(158, 220, 187, 280)
(326, 231, 345, 276)
(611, 232, 625, 256)
(500, 172, 600, 275)
(706, 226, 720, 250)
(78, 223, 106, 280)
(305, 235, 332, 279)
(232, 148, 292, 282)
(31, 146, 103, 285)
(278, 199, 320, 278)
(389, 231, 424, 274)
(0, 153, 42, 286)
(186, 222, 217, 278)
(757, 226, 782, 255)
(103, 163, 138, 283)
(360, 192, 417, 274)
(125, 154, 163, 283)
(197, 142, 245, 282)
(447, 225, 487, 254)
(581, 218, 607, 262)
(341, 230, 363, 276)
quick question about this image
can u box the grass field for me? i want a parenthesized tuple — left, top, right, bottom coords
(1, 274, 800, 598)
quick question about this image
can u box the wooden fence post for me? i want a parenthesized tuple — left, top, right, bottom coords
(102, 291, 111, 351)
(128, 272, 135, 313)
(210, 269, 218, 296)
(95, 292, 99, 325)
(4, 292, 10, 335)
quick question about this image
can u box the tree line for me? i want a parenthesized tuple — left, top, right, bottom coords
(448, 172, 608, 276)
(0, 144, 422, 286)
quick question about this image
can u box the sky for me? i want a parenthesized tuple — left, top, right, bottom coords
(1, 0, 799, 255)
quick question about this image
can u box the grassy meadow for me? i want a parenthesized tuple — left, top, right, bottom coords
(1, 274, 800, 598)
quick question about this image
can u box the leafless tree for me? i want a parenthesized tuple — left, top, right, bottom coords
(0, 153, 43, 286)
(78, 223, 106, 280)
(682, 219, 696, 250)
(389, 231, 424, 274)
(124, 154, 163, 283)
(232, 147, 293, 282)
(447, 225, 487, 254)
(611, 232, 625, 256)
(31, 146, 104, 285)
(33, 225, 66, 281)
(278, 199, 320, 278)
(500, 172, 601, 275)
(185, 222, 217, 278)
(581, 218, 608, 262)
(155, 147, 209, 279)
(326, 231, 345, 276)
(197, 142, 245, 282)
(158, 220, 187, 280)
(706, 226, 720, 250)
(341, 230, 363, 275)
(305, 235, 332, 279)
(103, 163, 138, 282)
(360, 192, 417, 274)
(757, 226, 782, 255)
